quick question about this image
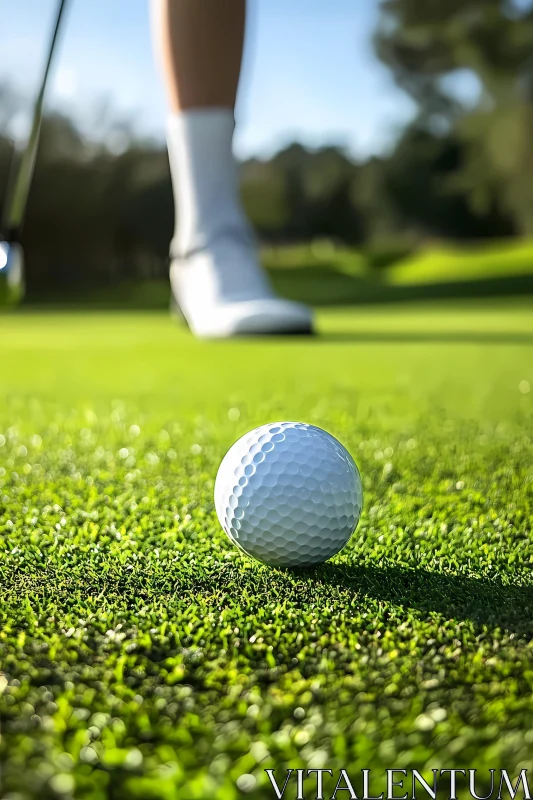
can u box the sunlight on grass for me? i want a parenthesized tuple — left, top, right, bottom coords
(387, 239, 533, 285)
(1, 303, 533, 797)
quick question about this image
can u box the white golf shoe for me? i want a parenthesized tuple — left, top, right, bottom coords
(169, 229, 313, 338)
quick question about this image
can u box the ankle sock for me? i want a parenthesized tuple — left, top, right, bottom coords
(166, 108, 248, 258)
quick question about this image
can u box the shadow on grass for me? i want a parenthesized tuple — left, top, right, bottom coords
(153, 558, 533, 637)
(318, 331, 533, 345)
(271, 267, 533, 307)
(300, 561, 533, 636)
(11, 556, 533, 637)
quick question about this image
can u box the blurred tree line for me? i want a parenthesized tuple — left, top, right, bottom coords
(1, 0, 531, 291)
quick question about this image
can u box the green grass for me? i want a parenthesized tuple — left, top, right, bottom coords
(1, 301, 533, 799)
(261, 238, 533, 285)
(387, 239, 533, 286)
(263, 239, 533, 305)
(24, 239, 533, 311)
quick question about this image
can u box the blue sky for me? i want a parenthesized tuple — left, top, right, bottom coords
(1, 0, 417, 159)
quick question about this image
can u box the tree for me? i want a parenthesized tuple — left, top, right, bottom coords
(375, 0, 533, 234)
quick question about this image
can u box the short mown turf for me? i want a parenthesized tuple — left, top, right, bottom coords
(1, 301, 533, 799)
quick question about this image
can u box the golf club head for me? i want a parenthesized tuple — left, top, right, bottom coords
(0, 241, 25, 307)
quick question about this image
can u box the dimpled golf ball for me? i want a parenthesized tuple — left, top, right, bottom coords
(215, 421, 363, 567)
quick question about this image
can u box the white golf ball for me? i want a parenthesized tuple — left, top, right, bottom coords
(214, 421, 363, 567)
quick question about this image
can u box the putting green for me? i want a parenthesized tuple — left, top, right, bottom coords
(1, 300, 533, 799)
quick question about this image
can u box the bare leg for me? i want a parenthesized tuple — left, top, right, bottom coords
(150, 0, 313, 337)
(151, 0, 245, 111)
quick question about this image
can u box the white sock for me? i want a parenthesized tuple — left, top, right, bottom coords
(166, 108, 249, 258)
(166, 108, 312, 337)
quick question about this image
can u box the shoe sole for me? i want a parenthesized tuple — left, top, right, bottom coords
(170, 293, 314, 337)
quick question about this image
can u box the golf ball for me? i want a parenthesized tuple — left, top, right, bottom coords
(215, 421, 363, 567)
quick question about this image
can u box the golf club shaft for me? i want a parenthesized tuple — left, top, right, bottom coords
(1, 0, 69, 240)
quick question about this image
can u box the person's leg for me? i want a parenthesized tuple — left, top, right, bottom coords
(151, 0, 250, 261)
(151, 0, 245, 112)
(151, 0, 313, 337)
